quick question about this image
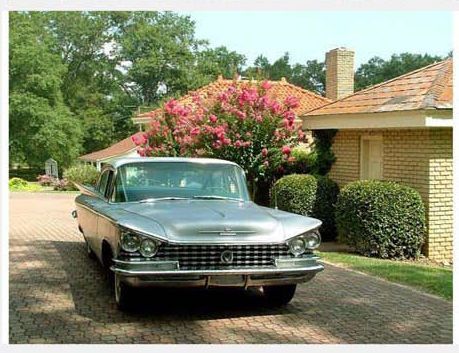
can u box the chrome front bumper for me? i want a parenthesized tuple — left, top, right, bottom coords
(111, 256, 324, 288)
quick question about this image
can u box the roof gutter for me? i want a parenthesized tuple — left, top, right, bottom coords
(301, 109, 452, 130)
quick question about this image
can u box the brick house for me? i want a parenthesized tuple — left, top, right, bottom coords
(303, 48, 453, 261)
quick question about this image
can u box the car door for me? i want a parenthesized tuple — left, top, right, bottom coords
(82, 169, 113, 257)
(93, 169, 116, 259)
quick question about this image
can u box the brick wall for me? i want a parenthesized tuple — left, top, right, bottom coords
(329, 128, 452, 260)
(426, 129, 453, 260)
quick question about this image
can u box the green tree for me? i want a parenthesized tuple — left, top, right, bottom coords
(43, 12, 132, 153)
(290, 60, 326, 94)
(116, 12, 207, 104)
(195, 46, 246, 80)
(355, 53, 444, 91)
(267, 52, 292, 80)
(244, 55, 326, 95)
(9, 12, 82, 168)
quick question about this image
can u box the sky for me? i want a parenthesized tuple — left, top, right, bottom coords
(181, 11, 452, 67)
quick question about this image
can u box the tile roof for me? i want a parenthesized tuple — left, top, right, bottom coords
(79, 132, 143, 162)
(305, 59, 453, 116)
(135, 77, 331, 121)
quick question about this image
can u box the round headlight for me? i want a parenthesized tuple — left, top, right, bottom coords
(139, 238, 159, 258)
(288, 237, 306, 257)
(121, 232, 141, 252)
(304, 231, 321, 249)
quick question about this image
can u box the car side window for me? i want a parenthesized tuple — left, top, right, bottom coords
(97, 170, 114, 199)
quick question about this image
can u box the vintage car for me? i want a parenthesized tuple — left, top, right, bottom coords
(73, 157, 324, 309)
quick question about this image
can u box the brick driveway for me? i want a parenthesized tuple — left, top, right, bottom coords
(9, 192, 452, 344)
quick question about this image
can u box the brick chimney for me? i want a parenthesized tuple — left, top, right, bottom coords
(325, 47, 355, 100)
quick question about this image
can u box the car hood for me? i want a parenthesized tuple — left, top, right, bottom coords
(115, 200, 321, 244)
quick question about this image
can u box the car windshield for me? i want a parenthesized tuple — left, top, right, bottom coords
(112, 161, 250, 203)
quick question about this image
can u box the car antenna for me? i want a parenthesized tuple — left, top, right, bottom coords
(274, 180, 278, 210)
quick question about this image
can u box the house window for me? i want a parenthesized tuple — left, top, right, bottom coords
(360, 135, 383, 180)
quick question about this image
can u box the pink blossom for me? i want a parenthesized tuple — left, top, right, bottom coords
(234, 140, 243, 148)
(261, 148, 268, 158)
(283, 110, 296, 122)
(238, 87, 258, 106)
(263, 160, 269, 167)
(223, 138, 232, 146)
(214, 125, 226, 139)
(190, 127, 200, 136)
(281, 145, 291, 155)
(259, 95, 271, 108)
(132, 134, 147, 146)
(261, 80, 272, 90)
(164, 99, 178, 115)
(298, 130, 305, 140)
(284, 95, 300, 109)
(217, 92, 229, 103)
(203, 125, 214, 134)
(269, 101, 281, 114)
(209, 114, 218, 123)
(137, 147, 146, 156)
(235, 110, 247, 120)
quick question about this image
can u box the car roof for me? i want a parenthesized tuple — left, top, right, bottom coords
(104, 157, 241, 170)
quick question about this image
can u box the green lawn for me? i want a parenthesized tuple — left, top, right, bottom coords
(319, 251, 453, 300)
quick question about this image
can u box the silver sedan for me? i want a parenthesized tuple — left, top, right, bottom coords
(73, 157, 324, 310)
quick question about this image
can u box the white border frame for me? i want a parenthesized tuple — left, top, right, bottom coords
(1, 9, 9, 346)
(0, 4, 457, 352)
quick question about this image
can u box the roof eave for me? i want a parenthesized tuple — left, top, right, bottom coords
(78, 147, 138, 163)
(301, 109, 453, 130)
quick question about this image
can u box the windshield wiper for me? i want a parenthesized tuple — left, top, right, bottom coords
(139, 197, 190, 203)
(192, 195, 243, 201)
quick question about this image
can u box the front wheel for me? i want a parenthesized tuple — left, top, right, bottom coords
(115, 274, 133, 310)
(263, 284, 297, 306)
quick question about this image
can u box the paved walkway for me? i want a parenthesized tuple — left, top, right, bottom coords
(9, 192, 452, 344)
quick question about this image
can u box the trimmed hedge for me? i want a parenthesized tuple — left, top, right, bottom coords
(312, 176, 340, 240)
(335, 180, 425, 259)
(271, 174, 339, 240)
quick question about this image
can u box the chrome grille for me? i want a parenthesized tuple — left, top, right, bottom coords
(155, 244, 290, 270)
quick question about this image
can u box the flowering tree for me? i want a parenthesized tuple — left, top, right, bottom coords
(132, 81, 308, 196)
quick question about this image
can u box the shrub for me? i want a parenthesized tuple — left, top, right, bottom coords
(335, 180, 425, 259)
(271, 174, 339, 240)
(63, 164, 100, 186)
(53, 178, 77, 191)
(37, 174, 57, 186)
(8, 178, 41, 192)
(9, 177, 28, 190)
(312, 176, 340, 241)
(272, 174, 317, 216)
(283, 146, 313, 175)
